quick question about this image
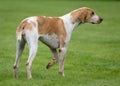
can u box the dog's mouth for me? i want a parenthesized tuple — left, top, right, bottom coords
(91, 17, 103, 24)
(91, 22, 95, 24)
(91, 20, 103, 24)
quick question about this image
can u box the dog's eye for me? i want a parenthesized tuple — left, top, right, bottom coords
(91, 12, 94, 15)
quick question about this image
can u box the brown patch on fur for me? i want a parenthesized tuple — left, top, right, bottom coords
(71, 7, 94, 23)
(16, 19, 35, 33)
(16, 20, 27, 32)
(37, 16, 67, 47)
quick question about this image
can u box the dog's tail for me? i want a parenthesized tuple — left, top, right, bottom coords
(16, 20, 26, 41)
(16, 31, 22, 42)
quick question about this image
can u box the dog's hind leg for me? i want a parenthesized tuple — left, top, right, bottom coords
(13, 38, 25, 78)
(26, 34, 38, 79)
(26, 45, 38, 79)
(46, 48, 59, 69)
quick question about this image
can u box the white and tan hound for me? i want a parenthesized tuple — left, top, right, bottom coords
(13, 7, 103, 79)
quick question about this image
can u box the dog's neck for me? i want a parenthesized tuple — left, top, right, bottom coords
(60, 13, 80, 35)
(60, 13, 81, 44)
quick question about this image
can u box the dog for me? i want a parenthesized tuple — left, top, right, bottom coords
(13, 7, 103, 79)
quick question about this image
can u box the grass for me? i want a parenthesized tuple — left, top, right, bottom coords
(0, 0, 120, 86)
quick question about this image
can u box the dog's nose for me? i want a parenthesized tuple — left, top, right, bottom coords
(100, 17, 103, 22)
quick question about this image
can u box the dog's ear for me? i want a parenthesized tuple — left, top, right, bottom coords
(78, 10, 87, 23)
(71, 9, 87, 24)
(71, 11, 80, 24)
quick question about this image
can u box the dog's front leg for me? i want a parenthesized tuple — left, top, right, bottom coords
(58, 47, 66, 76)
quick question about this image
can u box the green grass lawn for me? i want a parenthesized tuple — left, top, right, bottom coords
(0, 0, 120, 86)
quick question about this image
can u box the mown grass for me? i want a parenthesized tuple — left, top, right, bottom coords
(0, 0, 120, 86)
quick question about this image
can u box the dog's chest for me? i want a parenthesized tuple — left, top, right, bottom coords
(39, 34, 60, 48)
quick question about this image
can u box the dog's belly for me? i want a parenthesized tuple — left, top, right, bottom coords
(39, 34, 60, 49)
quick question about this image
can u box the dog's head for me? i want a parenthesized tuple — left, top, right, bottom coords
(71, 7, 103, 24)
